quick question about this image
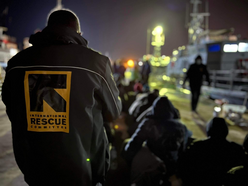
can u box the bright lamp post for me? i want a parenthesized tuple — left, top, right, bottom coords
(151, 26, 165, 57)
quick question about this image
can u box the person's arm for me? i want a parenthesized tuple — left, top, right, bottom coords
(101, 58, 122, 122)
(122, 119, 152, 164)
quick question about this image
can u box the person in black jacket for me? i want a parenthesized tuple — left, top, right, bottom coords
(2, 10, 121, 186)
(177, 117, 244, 186)
(224, 134, 248, 186)
(182, 55, 210, 113)
(122, 96, 187, 185)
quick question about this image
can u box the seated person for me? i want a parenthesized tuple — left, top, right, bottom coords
(122, 97, 187, 184)
(177, 117, 244, 186)
(224, 134, 248, 186)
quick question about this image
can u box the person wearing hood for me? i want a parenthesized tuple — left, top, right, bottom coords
(122, 97, 187, 185)
(2, 10, 121, 186)
(182, 55, 210, 114)
(177, 117, 244, 186)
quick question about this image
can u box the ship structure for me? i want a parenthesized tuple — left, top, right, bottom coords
(166, 0, 248, 107)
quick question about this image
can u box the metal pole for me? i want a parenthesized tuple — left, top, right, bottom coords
(146, 28, 151, 54)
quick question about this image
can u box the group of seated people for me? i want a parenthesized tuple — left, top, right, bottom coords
(120, 88, 248, 186)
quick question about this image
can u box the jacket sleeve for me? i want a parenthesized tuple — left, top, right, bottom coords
(101, 58, 122, 122)
(2, 71, 12, 120)
(122, 119, 155, 164)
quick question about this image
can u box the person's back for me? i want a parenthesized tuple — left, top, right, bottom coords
(2, 10, 121, 186)
(178, 117, 244, 186)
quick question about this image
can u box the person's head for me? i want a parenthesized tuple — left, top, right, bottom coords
(195, 55, 202, 65)
(47, 9, 81, 34)
(206, 117, 228, 140)
(152, 89, 159, 97)
(152, 96, 175, 119)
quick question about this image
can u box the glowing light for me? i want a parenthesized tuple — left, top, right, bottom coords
(189, 28, 194, 34)
(214, 106, 221, 112)
(162, 75, 170, 81)
(223, 44, 238, 52)
(183, 68, 187, 72)
(178, 47, 182, 50)
(87, 158, 90, 162)
(182, 46, 186, 50)
(155, 62, 160, 66)
(114, 125, 119, 129)
(10, 48, 18, 57)
(138, 61, 143, 66)
(152, 26, 163, 35)
(238, 42, 248, 52)
(173, 50, 179, 56)
(192, 35, 197, 41)
(172, 57, 177, 62)
(180, 88, 190, 95)
(162, 55, 166, 58)
(179, 80, 183, 85)
(127, 59, 134, 67)
(124, 71, 132, 79)
(159, 88, 168, 96)
(150, 82, 157, 87)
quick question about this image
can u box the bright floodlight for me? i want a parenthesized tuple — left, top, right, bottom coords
(127, 59, 134, 68)
(152, 26, 163, 35)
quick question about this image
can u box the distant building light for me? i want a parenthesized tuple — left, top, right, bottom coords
(173, 50, 178, 56)
(138, 61, 143, 66)
(223, 44, 238, 52)
(182, 68, 187, 72)
(238, 42, 248, 52)
(188, 28, 194, 34)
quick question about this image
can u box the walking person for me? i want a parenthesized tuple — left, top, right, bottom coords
(2, 9, 121, 186)
(182, 55, 210, 114)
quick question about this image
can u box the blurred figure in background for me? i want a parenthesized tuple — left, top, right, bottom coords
(140, 60, 151, 85)
(182, 55, 210, 114)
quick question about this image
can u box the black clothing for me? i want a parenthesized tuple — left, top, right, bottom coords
(177, 117, 244, 186)
(183, 63, 210, 111)
(2, 26, 121, 186)
(123, 97, 186, 176)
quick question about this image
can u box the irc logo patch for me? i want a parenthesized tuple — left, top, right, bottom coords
(24, 71, 71, 133)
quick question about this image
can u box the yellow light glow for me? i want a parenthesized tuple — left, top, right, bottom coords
(178, 47, 182, 50)
(183, 68, 187, 72)
(192, 35, 197, 41)
(173, 50, 178, 56)
(124, 71, 132, 79)
(182, 46, 186, 50)
(179, 80, 183, 85)
(152, 26, 163, 35)
(114, 125, 119, 129)
(172, 57, 177, 62)
(87, 158, 90, 162)
(189, 28, 194, 34)
(150, 82, 157, 87)
(127, 59, 134, 68)
(155, 62, 160, 66)
(159, 88, 168, 96)
(180, 88, 191, 95)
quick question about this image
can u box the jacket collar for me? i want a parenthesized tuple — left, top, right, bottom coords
(29, 25, 88, 47)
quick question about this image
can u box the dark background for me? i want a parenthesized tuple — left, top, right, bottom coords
(1, 0, 248, 60)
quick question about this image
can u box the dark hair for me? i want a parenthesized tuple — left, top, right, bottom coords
(206, 117, 228, 139)
(195, 55, 202, 61)
(47, 9, 80, 33)
(243, 134, 248, 153)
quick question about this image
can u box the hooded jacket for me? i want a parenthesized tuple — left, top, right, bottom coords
(123, 97, 186, 176)
(2, 26, 121, 186)
(177, 117, 244, 186)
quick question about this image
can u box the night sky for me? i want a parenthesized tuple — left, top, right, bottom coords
(1, 0, 248, 60)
